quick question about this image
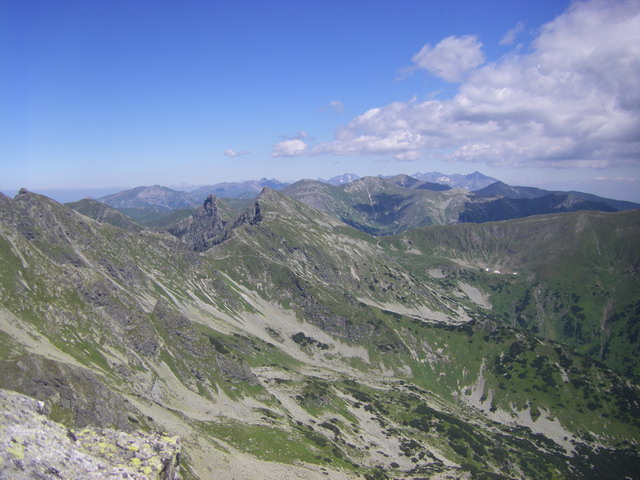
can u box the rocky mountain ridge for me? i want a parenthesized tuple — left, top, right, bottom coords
(189, 178, 288, 202)
(80, 173, 639, 236)
(100, 185, 200, 210)
(167, 195, 230, 251)
(282, 176, 640, 235)
(411, 171, 497, 191)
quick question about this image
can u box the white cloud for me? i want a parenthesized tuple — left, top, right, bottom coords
(282, 130, 312, 141)
(307, 0, 640, 169)
(594, 176, 637, 182)
(271, 139, 308, 157)
(328, 100, 344, 114)
(321, 100, 344, 114)
(223, 148, 250, 157)
(500, 21, 524, 45)
(412, 35, 485, 82)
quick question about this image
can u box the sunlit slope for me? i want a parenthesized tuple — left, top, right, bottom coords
(284, 177, 470, 235)
(382, 209, 640, 378)
(65, 197, 145, 232)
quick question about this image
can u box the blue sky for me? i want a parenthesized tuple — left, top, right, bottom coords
(1, 0, 639, 201)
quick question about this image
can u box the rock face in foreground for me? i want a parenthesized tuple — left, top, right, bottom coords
(0, 389, 181, 480)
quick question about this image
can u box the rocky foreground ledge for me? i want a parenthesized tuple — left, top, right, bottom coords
(0, 389, 181, 479)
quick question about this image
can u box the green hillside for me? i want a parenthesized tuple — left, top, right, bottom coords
(284, 177, 470, 235)
(283, 176, 637, 236)
(381, 210, 640, 378)
(65, 197, 145, 232)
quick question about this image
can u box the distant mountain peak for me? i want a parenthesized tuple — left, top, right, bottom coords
(385, 174, 452, 192)
(412, 171, 498, 190)
(99, 185, 198, 211)
(469, 180, 640, 216)
(322, 173, 360, 186)
(386, 174, 421, 188)
(189, 178, 289, 201)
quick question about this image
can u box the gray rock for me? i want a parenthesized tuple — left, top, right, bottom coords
(168, 194, 227, 251)
(0, 356, 147, 431)
(0, 389, 181, 479)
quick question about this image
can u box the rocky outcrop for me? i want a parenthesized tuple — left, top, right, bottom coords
(170, 188, 271, 251)
(0, 356, 149, 431)
(229, 192, 266, 229)
(0, 189, 89, 267)
(152, 299, 202, 356)
(168, 194, 227, 251)
(0, 389, 181, 479)
(214, 352, 259, 385)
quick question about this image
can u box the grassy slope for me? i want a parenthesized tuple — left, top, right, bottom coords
(381, 210, 640, 379)
(65, 198, 145, 231)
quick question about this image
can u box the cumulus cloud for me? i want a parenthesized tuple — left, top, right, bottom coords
(271, 139, 308, 157)
(412, 35, 485, 82)
(223, 148, 250, 158)
(499, 21, 525, 45)
(308, 0, 640, 169)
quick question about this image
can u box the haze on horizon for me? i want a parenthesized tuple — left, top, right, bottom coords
(1, 0, 639, 202)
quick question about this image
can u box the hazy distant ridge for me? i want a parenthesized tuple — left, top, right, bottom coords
(75, 172, 640, 234)
(411, 171, 498, 190)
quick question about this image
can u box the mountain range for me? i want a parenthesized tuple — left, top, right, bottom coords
(91, 172, 639, 233)
(92, 171, 497, 208)
(1, 185, 639, 479)
(282, 175, 639, 235)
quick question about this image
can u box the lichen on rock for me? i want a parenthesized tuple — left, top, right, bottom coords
(0, 389, 181, 479)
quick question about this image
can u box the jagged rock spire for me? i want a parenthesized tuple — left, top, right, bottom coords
(168, 194, 227, 251)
